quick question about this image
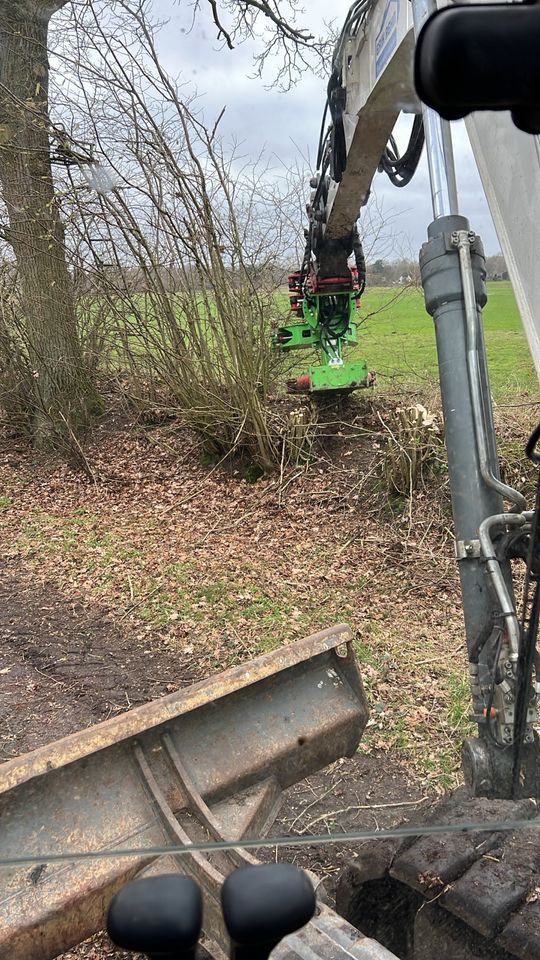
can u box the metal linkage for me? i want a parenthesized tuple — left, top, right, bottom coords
(451, 230, 532, 757)
(477, 513, 539, 752)
(478, 514, 529, 664)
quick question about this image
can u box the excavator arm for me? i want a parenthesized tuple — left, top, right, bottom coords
(273, 3, 421, 394)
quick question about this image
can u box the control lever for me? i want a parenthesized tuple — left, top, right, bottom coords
(221, 864, 316, 960)
(107, 874, 203, 959)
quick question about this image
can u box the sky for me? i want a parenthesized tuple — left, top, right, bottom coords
(150, 0, 502, 259)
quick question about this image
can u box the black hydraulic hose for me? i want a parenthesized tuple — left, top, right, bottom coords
(352, 227, 366, 296)
(379, 116, 425, 187)
(512, 423, 540, 794)
(316, 102, 329, 171)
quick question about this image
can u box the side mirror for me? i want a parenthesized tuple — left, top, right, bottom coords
(415, 4, 540, 134)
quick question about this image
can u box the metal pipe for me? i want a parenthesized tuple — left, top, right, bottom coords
(411, 0, 459, 218)
(423, 109, 459, 219)
(454, 229, 527, 512)
(478, 514, 527, 660)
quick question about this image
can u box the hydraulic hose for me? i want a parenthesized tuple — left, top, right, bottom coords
(478, 513, 529, 661)
(455, 230, 526, 512)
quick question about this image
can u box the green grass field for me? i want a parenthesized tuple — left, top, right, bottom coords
(99, 280, 537, 398)
(346, 281, 537, 396)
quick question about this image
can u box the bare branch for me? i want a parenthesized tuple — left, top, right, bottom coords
(207, 0, 234, 48)
(195, 0, 334, 88)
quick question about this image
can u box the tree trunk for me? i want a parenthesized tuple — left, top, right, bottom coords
(0, 0, 99, 444)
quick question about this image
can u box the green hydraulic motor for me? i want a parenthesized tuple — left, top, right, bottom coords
(272, 266, 375, 394)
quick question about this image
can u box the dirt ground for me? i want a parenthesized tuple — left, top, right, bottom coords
(0, 558, 200, 759)
(1, 399, 536, 957)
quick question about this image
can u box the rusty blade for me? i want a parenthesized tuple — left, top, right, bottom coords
(0, 625, 368, 960)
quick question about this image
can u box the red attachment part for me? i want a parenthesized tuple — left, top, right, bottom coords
(308, 270, 355, 294)
(286, 374, 311, 394)
(288, 271, 304, 311)
(316, 275, 352, 288)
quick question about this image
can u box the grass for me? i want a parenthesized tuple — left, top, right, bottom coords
(15, 511, 303, 661)
(87, 281, 536, 400)
(344, 281, 537, 396)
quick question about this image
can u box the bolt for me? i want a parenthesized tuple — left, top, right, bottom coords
(503, 725, 513, 743)
(465, 543, 473, 555)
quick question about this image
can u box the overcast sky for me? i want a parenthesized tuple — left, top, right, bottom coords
(150, 0, 502, 258)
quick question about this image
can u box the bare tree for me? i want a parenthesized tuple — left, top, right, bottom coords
(0, 0, 100, 445)
(50, 0, 303, 468)
(0, 0, 337, 457)
(199, 0, 334, 86)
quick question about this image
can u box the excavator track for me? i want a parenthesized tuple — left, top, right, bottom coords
(336, 787, 540, 960)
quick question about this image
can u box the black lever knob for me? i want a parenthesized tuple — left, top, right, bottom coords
(221, 864, 315, 960)
(107, 874, 203, 959)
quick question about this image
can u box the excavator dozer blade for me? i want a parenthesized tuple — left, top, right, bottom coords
(0, 625, 370, 960)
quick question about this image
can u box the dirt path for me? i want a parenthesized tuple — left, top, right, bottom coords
(0, 558, 199, 760)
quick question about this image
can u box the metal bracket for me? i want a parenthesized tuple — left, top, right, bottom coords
(455, 538, 481, 560)
(451, 229, 477, 247)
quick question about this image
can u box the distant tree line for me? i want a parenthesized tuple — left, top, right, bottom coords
(69, 252, 509, 294)
(363, 253, 509, 286)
